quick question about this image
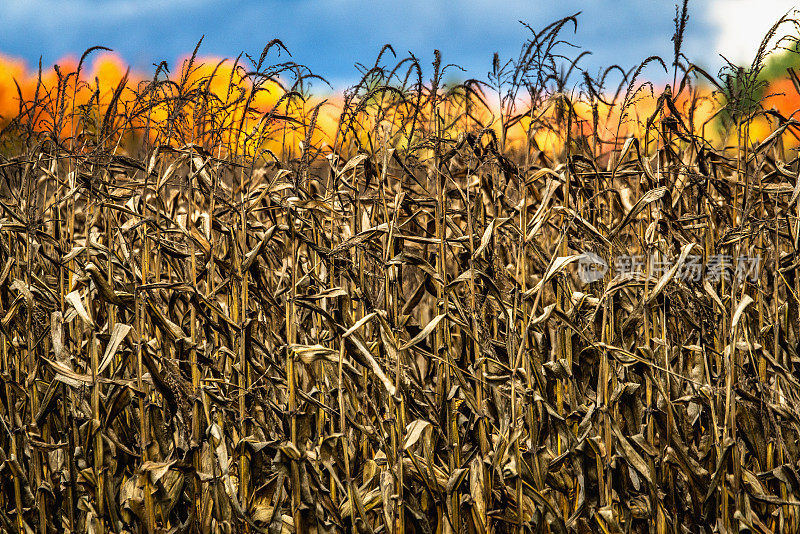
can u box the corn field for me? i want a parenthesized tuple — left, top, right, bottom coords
(3, 9, 800, 534)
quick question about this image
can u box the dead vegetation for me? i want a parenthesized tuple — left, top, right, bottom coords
(2, 9, 800, 534)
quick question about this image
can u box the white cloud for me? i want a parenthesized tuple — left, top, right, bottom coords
(708, 0, 799, 66)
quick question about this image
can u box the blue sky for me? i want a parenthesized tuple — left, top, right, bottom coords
(0, 1, 797, 89)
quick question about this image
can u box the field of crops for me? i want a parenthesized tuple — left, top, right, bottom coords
(4, 8, 800, 533)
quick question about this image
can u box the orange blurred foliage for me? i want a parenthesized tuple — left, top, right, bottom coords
(1, 50, 800, 158)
